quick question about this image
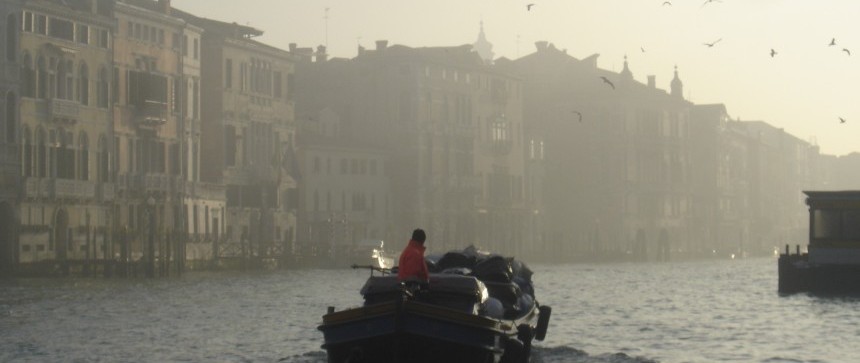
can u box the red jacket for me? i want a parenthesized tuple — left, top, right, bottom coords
(397, 239, 429, 282)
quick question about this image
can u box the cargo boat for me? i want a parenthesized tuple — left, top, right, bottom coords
(318, 249, 551, 363)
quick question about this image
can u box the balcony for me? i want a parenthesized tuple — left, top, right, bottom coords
(54, 179, 96, 199)
(25, 178, 97, 200)
(98, 182, 115, 201)
(135, 100, 168, 128)
(48, 98, 80, 120)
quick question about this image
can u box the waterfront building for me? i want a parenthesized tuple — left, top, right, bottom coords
(17, 0, 114, 270)
(173, 11, 298, 266)
(501, 42, 693, 261)
(295, 107, 392, 263)
(296, 41, 535, 256)
(0, 0, 22, 275)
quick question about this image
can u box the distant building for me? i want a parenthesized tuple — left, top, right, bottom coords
(0, 0, 22, 275)
(295, 107, 392, 261)
(472, 21, 494, 64)
(296, 41, 536, 256)
(500, 42, 693, 261)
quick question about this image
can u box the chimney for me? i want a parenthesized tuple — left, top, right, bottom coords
(157, 0, 171, 15)
(535, 41, 549, 52)
(647, 75, 656, 89)
(358, 45, 365, 56)
(316, 45, 328, 62)
(289, 43, 297, 53)
(375, 40, 388, 51)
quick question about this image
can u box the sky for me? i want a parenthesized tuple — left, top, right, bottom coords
(173, 0, 860, 156)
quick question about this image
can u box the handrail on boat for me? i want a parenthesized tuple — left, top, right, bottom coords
(351, 264, 392, 276)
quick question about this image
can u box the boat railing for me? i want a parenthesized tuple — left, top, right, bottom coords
(351, 263, 392, 276)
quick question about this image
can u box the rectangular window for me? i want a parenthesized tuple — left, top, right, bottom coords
(98, 29, 109, 48)
(273, 71, 282, 98)
(48, 18, 74, 41)
(76, 24, 89, 44)
(193, 38, 199, 59)
(127, 21, 133, 38)
(172, 32, 180, 50)
(35, 15, 47, 35)
(182, 35, 188, 56)
(23, 11, 33, 32)
(158, 29, 165, 45)
(225, 59, 233, 88)
(134, 23, 141, 40)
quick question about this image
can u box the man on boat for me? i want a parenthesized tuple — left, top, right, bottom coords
(397, 228, 429, 284)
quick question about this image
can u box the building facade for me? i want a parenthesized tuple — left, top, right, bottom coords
(181, 15, 298, 265)
(503, 42, 694, 261)
(296, 41, 535, 257)
(17, 0, 114, 269)
(0, 0, 22, 275)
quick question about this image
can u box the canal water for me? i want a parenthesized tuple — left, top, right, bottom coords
(1, 257, 858, 362)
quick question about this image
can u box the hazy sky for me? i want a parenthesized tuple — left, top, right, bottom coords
(174, 0, 859, 156)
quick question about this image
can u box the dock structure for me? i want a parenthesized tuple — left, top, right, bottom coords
(778, 191, 860, 294)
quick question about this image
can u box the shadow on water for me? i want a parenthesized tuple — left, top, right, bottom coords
(278, 347, 658, 363)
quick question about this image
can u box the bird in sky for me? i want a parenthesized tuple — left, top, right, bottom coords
(599, 76, 615, 89)
(829, 38, 837, 46)
(527, 3, 535, 11)
(662, 1, 672, 6)
(702, 0, 722, 6)
(572, 110, 583, 122)
(770, 49, 777, 58)
(704, 38, 722, 47)
(840, 117, 846, 124)
(641, 47, 646, 53)
(843, 48, 851, 56)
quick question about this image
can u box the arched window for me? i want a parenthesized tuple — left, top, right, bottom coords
(97, 66, 108, 108)
(56, 59, 73, 100)
(4, 92, 15, 143)
(21, 52, 34, 97)
(21, 126, 32, 177)
(97, 135, 108, 182)
(6, 14, 17, 62)
(78, 62, 89, 105)
(36, 56, 47, 99)
(78, 132, 89, 181)
(36, 127, 46, 178)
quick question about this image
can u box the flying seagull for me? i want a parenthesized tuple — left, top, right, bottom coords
(599, 76, 615, 89)
(572, 110, 583, 122)
(702, 0, 722, 6)
(770, 49, 777, 58)
(829, 38, 836, 46)
(527, 3, 535, 11)
(704, 38, 722, 47)
(641, 47, 646, 53)
(840, 117, 846, 124)
(843, 48, 851, 56)
(662, 1, 672, 6)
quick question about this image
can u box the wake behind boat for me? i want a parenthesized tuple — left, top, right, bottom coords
(318, 247, 551, 363)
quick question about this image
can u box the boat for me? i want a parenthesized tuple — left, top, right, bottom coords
(778, 191, 860, 294)
(318, 247, 551, 363)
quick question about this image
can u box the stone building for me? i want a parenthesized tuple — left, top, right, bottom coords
(501, 42, 694, 261)
(174, 12, 298, 265)
(296, 41, 534, 256)
(295, 107, 392, 264)
(0, 0, 22, 275)
(17, 0, 114, 269)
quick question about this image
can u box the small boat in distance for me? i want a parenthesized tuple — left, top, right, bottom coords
(779, 191, 860, 294)
(319, 247, 551, 363)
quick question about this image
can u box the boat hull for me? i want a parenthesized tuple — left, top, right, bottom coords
(319, 300, 530, 363)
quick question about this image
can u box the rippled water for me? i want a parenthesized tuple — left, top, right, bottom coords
(1, 258, 858, 363)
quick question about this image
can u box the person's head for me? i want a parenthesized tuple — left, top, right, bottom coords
(411, 228, 426, 243)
